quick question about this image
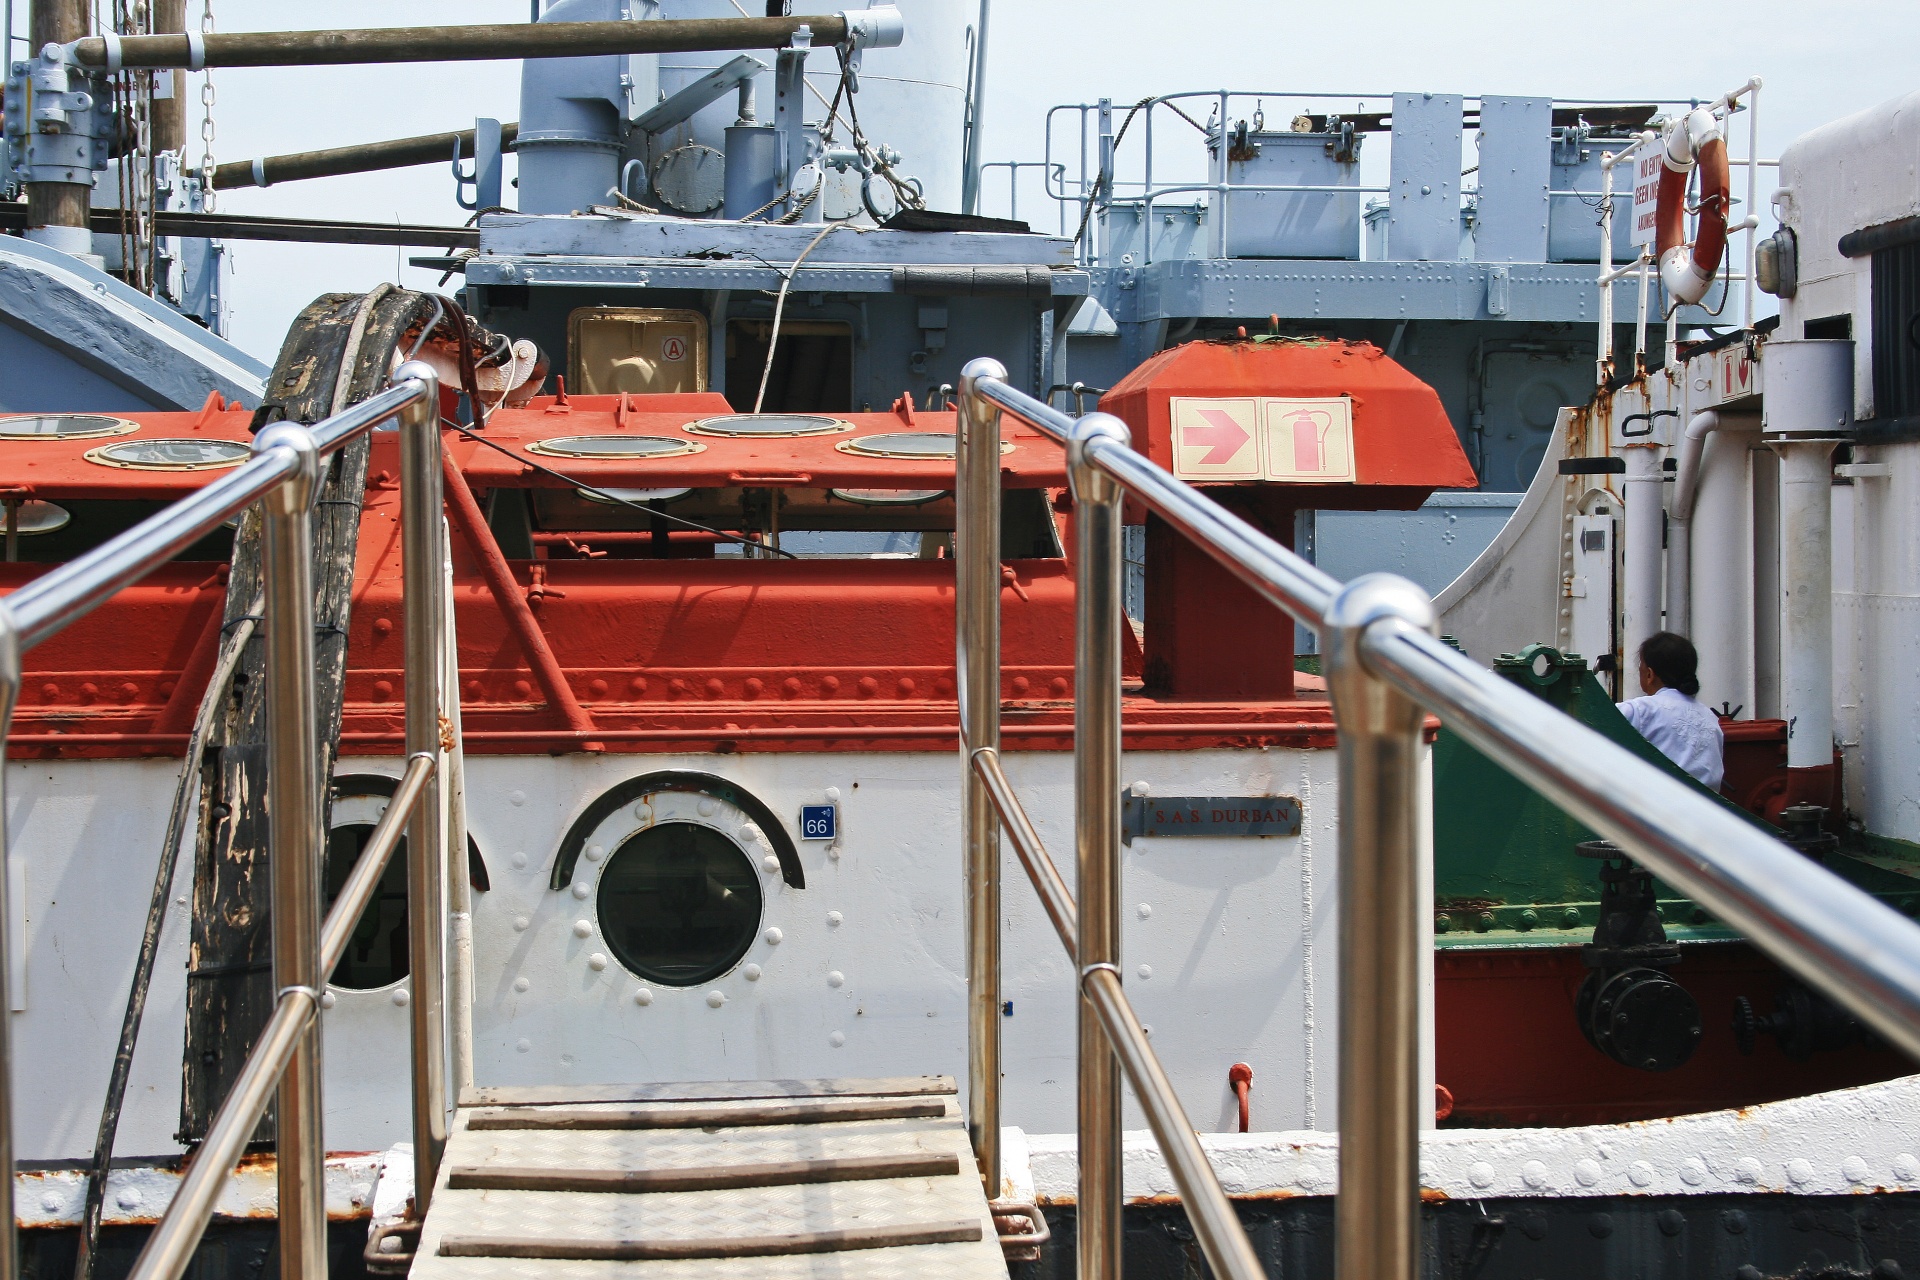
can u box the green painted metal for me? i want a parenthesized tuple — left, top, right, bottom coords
(1430, 642, 1920, 948)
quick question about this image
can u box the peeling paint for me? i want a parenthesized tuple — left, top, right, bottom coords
(15, 1152, 383, 1229)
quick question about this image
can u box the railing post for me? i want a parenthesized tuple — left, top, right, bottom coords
(253, 421, 327, 1280)
(1067, 411, 1131, 1280)
(0, 610, 17, 1280)
(395, 361, 450, 1216)
(956, 357, 1006, 1194)
(1323, 573, 1436, 1280)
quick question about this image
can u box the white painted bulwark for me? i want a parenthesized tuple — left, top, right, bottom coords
(1022, 1074, 1920, 1202)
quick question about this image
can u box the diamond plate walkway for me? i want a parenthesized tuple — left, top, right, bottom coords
(411, 1076, 1009, 1279)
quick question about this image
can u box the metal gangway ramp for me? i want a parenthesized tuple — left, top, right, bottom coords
(410, 1075, 1009, 1278)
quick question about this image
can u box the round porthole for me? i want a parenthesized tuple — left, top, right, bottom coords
(325, 776, 491, 992)
(835, 432, 1014, 459)
(685, 413, 851, 438)
(597, 822, 763, 986)
(527, 435, 705, 459)
(84, 438, 251, 470)
(323, 819, 410, 990)
(0, 413, 138, 440)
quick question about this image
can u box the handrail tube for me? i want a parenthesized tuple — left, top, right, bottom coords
(128, 750, 434, 1280)
(257, 421, 326, 1280)
(969, 377, 1342, 627)
(970, 747, 1077, 961)
(1082, 437, 1341, 625)
(1325, 578, 1434, 1280)
(124, 989, 315, 1280)
(319, 752, 436, 974)
(3, 450, 298, 651)
(395, 362, 452, 1218)
(3, 379, 427, 651)
(1359, 622, 1920, 1059)
(1081, 968, 1263, 1280)
(1068, 412, 1133, 1280)
(956, 358, 1006, 1194)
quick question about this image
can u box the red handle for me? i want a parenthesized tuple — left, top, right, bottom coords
(1228, 1062, 1253, 1133)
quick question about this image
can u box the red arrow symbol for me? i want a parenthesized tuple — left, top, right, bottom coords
(1188, 408, 1252, 465)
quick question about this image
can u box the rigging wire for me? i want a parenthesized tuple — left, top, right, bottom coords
(441, 419, 799, 560)
(753, 221, 843, 413)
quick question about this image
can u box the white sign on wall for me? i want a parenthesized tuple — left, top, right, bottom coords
(1630, 147, 1664, 246)
(1169, 396, 1355, 483)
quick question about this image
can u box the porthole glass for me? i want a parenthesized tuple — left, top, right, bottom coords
(323, 825, 409, 990)
(685, 413, 850, 437)
(527, 435, 704, 459)
(84, 438, 251, 470)
(834, 432, 1013, 459)
(597, 821, 762, 986)
(829, 488, 947, 506)
(0, 413, 138, 440)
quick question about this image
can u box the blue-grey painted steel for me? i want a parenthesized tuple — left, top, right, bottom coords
(1549, 127, 1636, 263)
(1114, 258, 1640, 324)
(634, 54, 766, 135)
(0, 236, 264, 411)
(466, 255, 1087, 296)
(1386, 92, 1463, 262)
(1214, 129, 1362, 260)
(1099, 201, 1207, 266)
(722, 121, 779, 218)
(1474, 97, 1551, 264)
(515, 0, 631, 215)
(477, 210, 1077, 264)
(1315, 491, 1525, 597)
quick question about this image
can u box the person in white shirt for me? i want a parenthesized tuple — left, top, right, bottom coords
(1616, 631, 1725, 791)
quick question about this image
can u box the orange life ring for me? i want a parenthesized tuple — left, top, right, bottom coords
(1655, 107, 1729, 306)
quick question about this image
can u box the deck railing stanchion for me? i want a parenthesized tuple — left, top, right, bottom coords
(395, 360, 451, 1215)
(956, 356, 1007, 1193)
(1324, 574, 1436, 1280)
(0, 615, 18, 1280)
(1068, 412, 1131, 1280)
(255, 422, 328, 1280)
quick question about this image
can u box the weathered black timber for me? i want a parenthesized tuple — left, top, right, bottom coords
(180, 287, 439, 1142)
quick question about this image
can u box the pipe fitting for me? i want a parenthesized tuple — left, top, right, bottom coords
(839, 4, 904, 50)
(251, 422, 321, 516)
(392, 360, 443, 433)
(1322, 572, 1437, 693)
(1067, 412, 1131, 506)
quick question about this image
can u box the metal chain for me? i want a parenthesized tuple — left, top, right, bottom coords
(197, 0, 215, 210)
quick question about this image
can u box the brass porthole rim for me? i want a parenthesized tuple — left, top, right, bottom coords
(0, 414, 141, 441)
(526, 435, 708, 459)
(833, 434, 1015, 459)
(82, 438, 251, 471)
(683, 415, 855, 438)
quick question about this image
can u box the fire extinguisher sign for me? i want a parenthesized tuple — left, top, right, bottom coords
(1169, 396, 1355, 483)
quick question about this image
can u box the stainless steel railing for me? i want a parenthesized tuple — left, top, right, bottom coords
(955, 360, 1920, 1280)
(0, 363, 452, 1280)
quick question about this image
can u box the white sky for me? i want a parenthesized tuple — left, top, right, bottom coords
(20, 0, 1917, 360)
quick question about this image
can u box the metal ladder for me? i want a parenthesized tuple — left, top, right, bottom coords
(407, 1076, 1010, 1277)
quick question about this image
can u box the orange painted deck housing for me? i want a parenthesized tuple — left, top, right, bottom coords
(1103, 339, 1476, 700)
(1, 389, 1352, 760)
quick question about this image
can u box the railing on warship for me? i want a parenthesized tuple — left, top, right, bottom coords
(953, 359, 1920, 1280)
(1028, 84, 1777, 380)
(0, 364, 455, 1280)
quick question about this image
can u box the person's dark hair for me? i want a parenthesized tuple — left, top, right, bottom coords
(1639, 631, 1700, 696)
